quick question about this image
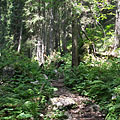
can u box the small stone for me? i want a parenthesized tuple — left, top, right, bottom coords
(73, 118, 78, 120)
(56, 102, 63, 107)
(40, 113, 44, 117)
(70, 108, 80, 113)
(54, 69, 58, 73)
(50, 97, 59, 105)
(53, 106, 58, 110)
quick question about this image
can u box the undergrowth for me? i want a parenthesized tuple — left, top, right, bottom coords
(61, 54, 120, 120)
(1, 49, 120, 120)
(0, 50, 54, 120)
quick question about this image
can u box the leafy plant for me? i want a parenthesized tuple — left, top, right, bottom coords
(63, 56, 120, 120)
(0, 50, 53, 119)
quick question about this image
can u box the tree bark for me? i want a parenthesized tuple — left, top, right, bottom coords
(49, 6, 54, 55)
(62, 4, 67, 54)
(36, 39, 44, 65)
(72, 15, 79, 67)
(53, 1, 59, 51)
(17, 22, 22, 53)
(115, 0, 120, 48)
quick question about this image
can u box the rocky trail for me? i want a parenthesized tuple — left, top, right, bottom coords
(44, 74, 105, 120)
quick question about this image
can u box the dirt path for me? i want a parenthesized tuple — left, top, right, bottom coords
(44, 78, 105, 120)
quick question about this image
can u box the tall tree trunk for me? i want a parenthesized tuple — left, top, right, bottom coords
(36, 40, 44, 65)
(0, 0, 7, 48)
(54, 9, 59, 51)
(17, 22, 22, 53)
(0, 1, 2, 49)
(37, 0, 44, 65)
(42, 1, 46, 55)
(49, 6, 54, 55)
(53, 1, 59, 51)
(115, 0, 120, 48)
(62, 4, 67, 54)
(10, 0, 24, 51)
(72, 15, 78, 67)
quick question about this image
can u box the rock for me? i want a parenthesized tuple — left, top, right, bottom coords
(54, 69, 58, 73)
(3, 66, 15, 78)
(70, 108, 80, 114)
(64, 111, 72, 120)
(50, 96, 76, 108)
(45, 73, 105, 120)
(89, 104, 100, 112)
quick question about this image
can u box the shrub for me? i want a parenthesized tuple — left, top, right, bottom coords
(0, 50, 53, 119)
(64, 59, 120, 120)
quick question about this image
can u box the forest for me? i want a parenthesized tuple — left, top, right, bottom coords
(0, 0, 120, 120)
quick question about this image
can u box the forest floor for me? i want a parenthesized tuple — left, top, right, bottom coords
(44, 73, 106, 120)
